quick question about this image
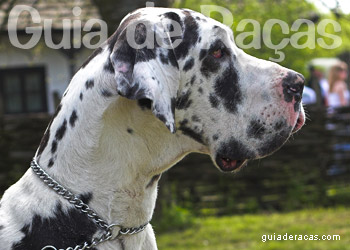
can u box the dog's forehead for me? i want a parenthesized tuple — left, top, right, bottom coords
(128, 8, 232, 37)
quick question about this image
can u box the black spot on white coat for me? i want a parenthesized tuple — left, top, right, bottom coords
(179, 119, 204, 144)
(159, 50, 179, 69)
(216, 137, 255, 161)
(101, 89, 113, 97)
(55, 119, 67, 141)
(116, 19, 161, 66)
(104, 58, 115, 74)
(201, 56, 220, 78)
(199, 49, 206, 60)
(37, 104, 62, 158)
(209, 94, 220, 109)
(163, 12, 183, 45)
(274, 119, 287, 131)
(183, 57, 194, 71)
(107, 12, 142, 52)
(247, 119, 266, 140)
(11, 202, 98, 250)
(111, 29, 135, 67)
(85, 79, 94, 89)
(212, 134, 219, 141)
(167, 50, 179, 68)
(78, 192, 93, 204)
(38, 127, 51, 157)
(48, 158, 55, 168)
(190, 75, 196, 85)
(176, 90, 192, 110)
(191, 115, 200, 122)
(51, 140, 57, 154)
(171, 97, 176, 116)
(69, 110, 78, 127)
(174, 11, 199, 59)
(160, 52, 168, 64)
(214, 65, 242, 114)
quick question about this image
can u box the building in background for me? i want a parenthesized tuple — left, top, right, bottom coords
(0, 0, 172, 116)
(0, 0, 102, 115)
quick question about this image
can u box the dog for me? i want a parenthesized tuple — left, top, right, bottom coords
(0, 7, 305, 250)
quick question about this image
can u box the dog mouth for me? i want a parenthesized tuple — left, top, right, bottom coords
(215, 155, 248, 172)
(213, 110, 305, 173)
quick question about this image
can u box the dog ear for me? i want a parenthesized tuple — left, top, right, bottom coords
(110, 18, 180, 133)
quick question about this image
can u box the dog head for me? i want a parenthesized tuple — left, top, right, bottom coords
(110, 8, 305, 172)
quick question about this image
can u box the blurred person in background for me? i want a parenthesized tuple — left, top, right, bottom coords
(327, 62, 350, 107)
(307, 65, 328, 107)
(302, 86, 317, 105)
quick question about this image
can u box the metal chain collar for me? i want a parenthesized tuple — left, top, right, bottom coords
(30, 158, 149, 250)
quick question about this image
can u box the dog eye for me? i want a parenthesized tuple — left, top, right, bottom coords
(212, 49, 222, 58)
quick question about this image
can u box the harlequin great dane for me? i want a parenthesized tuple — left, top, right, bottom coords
(0, 7, 305, 250)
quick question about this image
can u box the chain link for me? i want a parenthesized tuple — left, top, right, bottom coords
(30, 158, 149, 250)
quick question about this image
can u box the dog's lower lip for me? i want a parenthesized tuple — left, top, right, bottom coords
(293, 111, 305, 133)
(293, 117, 303, 133)
(219, 157, 246, 172)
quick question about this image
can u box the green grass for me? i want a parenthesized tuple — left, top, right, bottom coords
(156, 207, 350, 250)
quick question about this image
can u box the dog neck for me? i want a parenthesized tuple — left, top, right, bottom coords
(35, 47, 201, 230)
(0, 46, 204, 249)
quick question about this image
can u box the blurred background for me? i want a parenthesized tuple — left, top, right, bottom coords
(0, 0, 350, 249)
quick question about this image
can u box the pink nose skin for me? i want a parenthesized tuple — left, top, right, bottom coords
(279, 71, 305, 128)
(292, 110, 305, 133)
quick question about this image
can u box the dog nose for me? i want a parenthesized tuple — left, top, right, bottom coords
(282, 71, 305, 102)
